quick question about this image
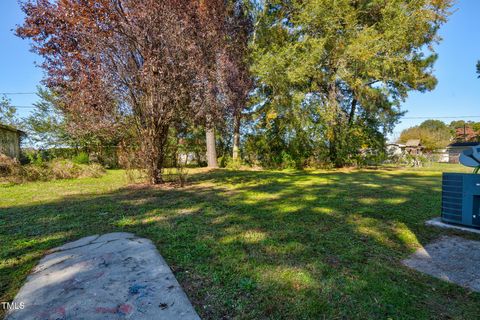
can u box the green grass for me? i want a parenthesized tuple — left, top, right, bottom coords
(1, 166, 480, 319)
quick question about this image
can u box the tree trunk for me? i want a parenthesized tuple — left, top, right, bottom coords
(206, 118, 218, 168)
(150, 162, 163, 184)
(172, 136, 179, 168)
(148, 137, 164, 184)
(326, 78, 345, 168)
(330, 142, 343, 168)
(232, 111, 241, 160)
(144, 123, 169, 184)
(348, 98, 357, 125)
(328, 128, 343, 168)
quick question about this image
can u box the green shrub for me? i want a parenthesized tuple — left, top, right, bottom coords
(225, 158, 242, 170)
(50, 159, 82, 179)
(1, 158, 105, 184)
(217, 154, 244, 170)
(72, 152, 90, 164)
(22, 163, 50, 181)
(79, 163, 105, 178)
(280, 151, 297, 169)
(218, 154, 230, 168)
(32, 153, 46, 166)
(304, 156, 334, 169)
(0, 155, 23, 184)
(162, 167, 189, 187)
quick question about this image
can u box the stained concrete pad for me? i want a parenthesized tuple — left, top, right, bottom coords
(6, 233, 200, 320)
(403, 236, 480, 292)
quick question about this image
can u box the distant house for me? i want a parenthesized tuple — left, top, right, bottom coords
(446, 142, 480, 164)
(0, 124, 25, 160)
(404, 139, 424, 155)
(433, 148, 449, 163)
(386, 143, 405, 157)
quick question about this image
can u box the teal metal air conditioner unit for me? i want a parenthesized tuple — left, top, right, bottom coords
(441, 146, 480, 228)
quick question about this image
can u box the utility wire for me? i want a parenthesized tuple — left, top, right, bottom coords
(7, 103, 480, 119)
(0, 92, 36, 95)
(402, 116, 480, 119)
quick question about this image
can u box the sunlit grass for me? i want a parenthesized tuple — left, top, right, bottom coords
(1, 165, 480, 319)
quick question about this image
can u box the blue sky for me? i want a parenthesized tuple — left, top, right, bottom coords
(1, 0, 479, 140)
(0, 1, 42, 116)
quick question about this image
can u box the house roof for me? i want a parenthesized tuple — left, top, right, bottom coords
(448, 142, 480, 148)
(405, 139, 422, 147)
(0, 123, 25, 135)
(387, 143, 405, 147)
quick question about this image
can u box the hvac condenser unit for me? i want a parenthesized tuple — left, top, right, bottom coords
(441, 146, 480, 228)
(442, 173, 480, 228)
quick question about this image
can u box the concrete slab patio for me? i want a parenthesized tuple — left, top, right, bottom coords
(403, 236, 480, 292)
(6, 233, 200, 320)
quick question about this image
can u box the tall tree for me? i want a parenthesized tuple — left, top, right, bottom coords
(23, 88, 70, 149)
(450, 120, 479, 142)
(220, 2, 253, 161)
(251, 0, 452, 167)
(0, 96, 19, 127)
(190, 0, 229, 168)
(17, 0, 232, 183)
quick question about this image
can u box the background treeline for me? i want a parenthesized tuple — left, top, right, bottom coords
(399, 120, 480, 151)
(2, 0, 454, 183)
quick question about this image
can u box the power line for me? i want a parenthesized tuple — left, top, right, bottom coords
(402, 116, 480, 119)
(0, 92, 36, 95)
(6, 104, 480, 118)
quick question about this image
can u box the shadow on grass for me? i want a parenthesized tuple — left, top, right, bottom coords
(1, 169, 480, 319)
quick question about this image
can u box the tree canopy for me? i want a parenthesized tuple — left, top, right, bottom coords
(399, 120, 452, 151)
(249, 0, 452, 166)
(0, 96, 19, 127)
(16, 0, 454, 176)
(17, 0, 250, 183)
(22, 87, 90, 150)
(449, 120, 480, 142)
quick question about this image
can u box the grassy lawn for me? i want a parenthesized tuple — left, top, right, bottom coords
(1, 165, 480, 319)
